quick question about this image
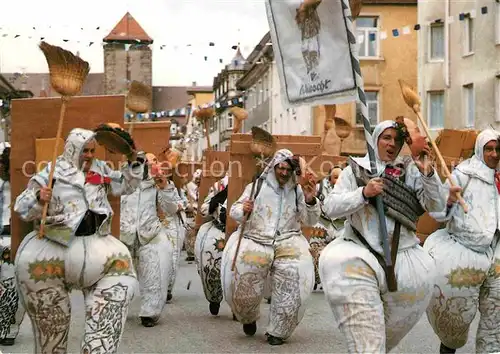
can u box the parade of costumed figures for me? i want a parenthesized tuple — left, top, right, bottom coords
(195, 172, 229, 316)
(164, 157, 191, 302)
(193, 107, 248, 317)
(116, 81, 176, 328)
(119, 150, 175, 328)
(395, 83, 500, 353)
(221, 124, 322, 346)
(13, 41, 145, 353)
(318, 113, 458, 352)
(0, 142, 26, 347)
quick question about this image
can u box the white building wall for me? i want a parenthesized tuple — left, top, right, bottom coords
(270, 62, 313, 135)
(418, 0, 500, 134)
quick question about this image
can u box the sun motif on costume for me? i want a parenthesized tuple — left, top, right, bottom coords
(213, 238, 225, 252)
(446, 266, 487, 289)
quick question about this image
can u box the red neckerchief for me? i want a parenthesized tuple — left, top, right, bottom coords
(495, 171, 500, 194)
(86, 171, 111, 185)
(385, 165, 402, 178)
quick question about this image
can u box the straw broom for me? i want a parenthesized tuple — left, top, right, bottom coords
(126, 80, 152, 135)
(194, 107, 215, 150)
(230, 107, 248, 134)
(399, 79, 468, 213)
(37, 41, 90, 238)
(231, 127, 276, 271)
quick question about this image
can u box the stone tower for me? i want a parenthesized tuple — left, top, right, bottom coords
(103, 12, 153, 98)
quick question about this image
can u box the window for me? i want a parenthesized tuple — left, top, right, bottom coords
(356, 16, 379, 58)
(463, 84, 474, 127)
(228, 114, 233, 129)
(429, 23, 445, 61)
(356, 91, 379, 126)
(464, 15, 474, 55)
(428, 91, 445, 129)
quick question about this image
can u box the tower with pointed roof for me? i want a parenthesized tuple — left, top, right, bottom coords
(103, 12, 153, 98)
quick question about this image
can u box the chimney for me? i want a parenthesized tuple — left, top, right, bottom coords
(192, 81, 197, 87)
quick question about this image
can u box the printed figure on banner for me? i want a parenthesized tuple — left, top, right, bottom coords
(266, 0, 359, 107)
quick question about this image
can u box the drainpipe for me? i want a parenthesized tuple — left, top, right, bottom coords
(269, 62, 273, 133)
(444, 0, 450, 87)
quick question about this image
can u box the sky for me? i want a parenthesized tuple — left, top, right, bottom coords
(0, 0, 271, 86)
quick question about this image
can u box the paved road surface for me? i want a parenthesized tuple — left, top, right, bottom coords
(1, 252, 477, 353)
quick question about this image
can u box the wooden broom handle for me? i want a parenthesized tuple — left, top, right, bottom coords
(413, 108, 468, 213)
(38, 97, 68, 238)
(204, 120, 211, 150)
(231, 178, 258, 271)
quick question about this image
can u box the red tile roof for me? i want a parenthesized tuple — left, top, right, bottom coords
(103, 12, 153, 43)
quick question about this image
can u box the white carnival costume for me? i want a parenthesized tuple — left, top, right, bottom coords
(310, 173, 345, 289)
(184, 169, 201, 261)
(221, 149, 320, 344)
(120, 163, 177, 326)
(164, 181, 188, 300)
(425, 129, 500, 353)
(195, 175, 228, 315)
(14, 128, 142, 354)
(0, 142, 25, 346)
(319, 120, 446, 352)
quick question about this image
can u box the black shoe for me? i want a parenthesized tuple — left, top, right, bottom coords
(167, 291, 173, 302)
(185, 256, 195, 262)
(267, 335, 284, 345)
(232, 313, 238, 321)
(267, 297, 271, 304)
(440, 343, 456, 353)
(243, 322, 257, 336)
(313, 283, 318, 291)
(140, 317, 156, 328)
(209, 302, 220, 315)
(0, 338, 15, 346)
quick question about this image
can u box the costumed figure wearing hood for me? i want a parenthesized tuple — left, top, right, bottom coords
(310, 166, 345, 290)
(319, 120, 448, 352)
(185, 169, 201, 262)
(14, 128, 143, 354)
(424, 129, 500, 353)
(194, 173, 228, 316)
(0, 142, 25, 346)
(120, 152, 176, 327)
(221, 149, 320, 346)
(163, 169, 190, 302)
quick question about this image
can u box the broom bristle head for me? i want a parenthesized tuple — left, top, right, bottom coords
(229, 107, 248, 121)
(251, 126, 274, 144)
(250, 126, 276, 158)
(194, 107, 215, 122)
(127, 80, 152, 113)
(398, 79, 421, 109)
(333, 117, 353, 139)
(39, 41, 90, 97)
(349, 0, 362, 19)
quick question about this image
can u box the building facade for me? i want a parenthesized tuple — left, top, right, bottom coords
(314, 0, 418, 155)
(418, 0, 500, 134)
(184, 86, 214, 161)
(211, 49, 246, 152)
(237, 33, 313, 136)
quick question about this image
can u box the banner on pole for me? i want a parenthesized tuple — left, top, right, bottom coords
(265, 0, 358, 107)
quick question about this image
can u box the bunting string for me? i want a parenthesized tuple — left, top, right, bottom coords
(0, 4, 495, 63)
